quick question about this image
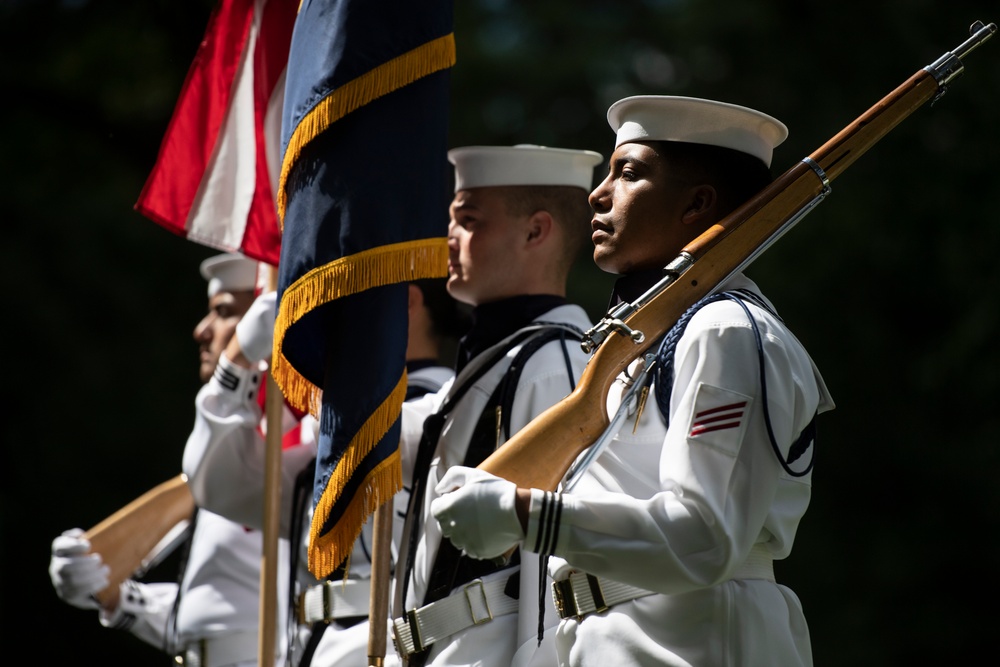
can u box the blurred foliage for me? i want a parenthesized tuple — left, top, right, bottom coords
(3, 0, 998, 663)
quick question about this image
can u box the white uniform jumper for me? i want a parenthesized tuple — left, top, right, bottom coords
(102, 356, 296, 667)
(178, 356, 307, 666)
(522, 274, 834, 667)
(396, 302, 593, 667)
(305, 362, 455, 667)
(184, 356, 454, 667)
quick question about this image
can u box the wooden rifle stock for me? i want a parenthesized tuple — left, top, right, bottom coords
(84, 473, 195, 606)
(480, 21, 996, 491)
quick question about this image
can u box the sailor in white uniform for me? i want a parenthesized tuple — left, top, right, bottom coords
(182, 278, 465, 667)
(432, 99, 836, 667)
(391, 145, 602, 667)
(49, 253, 292, 667)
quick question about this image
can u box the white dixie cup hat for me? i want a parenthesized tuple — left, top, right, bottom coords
(199, 253, 260, 297)
(448, 144, 604, 191)
(607, 95, 788, 168)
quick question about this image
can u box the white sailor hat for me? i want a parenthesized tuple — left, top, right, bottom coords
(448, 144, 603, 192)
(607, 96, 788, 168)
(199, 253, 259, 297)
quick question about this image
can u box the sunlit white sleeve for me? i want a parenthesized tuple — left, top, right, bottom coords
(182, 355, 316, 537)
(523, 296, 834, 595)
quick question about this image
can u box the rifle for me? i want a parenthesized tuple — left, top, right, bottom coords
(479, 20, 996, 490)
(84, 473, 196, 607)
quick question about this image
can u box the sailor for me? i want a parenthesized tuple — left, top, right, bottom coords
(182, 277, 466, 667)
(49, 252, 293, 667)
(392, 144, 602, 667)
(431, 98, 836, 666)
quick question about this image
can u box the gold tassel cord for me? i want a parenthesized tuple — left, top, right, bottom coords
(276, 32, 456, 226)
(307, 373, 408, 578)
(271, 237, 448, 415)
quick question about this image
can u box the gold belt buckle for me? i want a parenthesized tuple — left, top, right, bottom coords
(174, 639, 204, 667)
(322, 580, 336, 621)
(552, 578, 578, 619)
(296, 589, 307, 625)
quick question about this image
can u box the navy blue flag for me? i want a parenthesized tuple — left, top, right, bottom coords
(271, 0, 454, 578)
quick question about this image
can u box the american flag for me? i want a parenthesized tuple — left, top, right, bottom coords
(135, 0, 298, 266)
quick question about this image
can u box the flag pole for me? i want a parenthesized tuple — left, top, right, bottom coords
(260, 266, 283, 667)
(368, 496, 394, 666)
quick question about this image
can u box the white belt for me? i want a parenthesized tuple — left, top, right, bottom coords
(553, 544, 776, 620)
(392, 577, 518, 657)
(298, 579, 371, 624)
(174, 630, 258, 667)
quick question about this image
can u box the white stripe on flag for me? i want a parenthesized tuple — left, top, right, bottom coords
(187, 9, 259, 249)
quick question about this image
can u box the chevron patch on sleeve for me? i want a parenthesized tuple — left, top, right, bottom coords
(686, 383, 753, 455)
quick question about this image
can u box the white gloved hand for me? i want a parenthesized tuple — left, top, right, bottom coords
(234, 290, 277, 363)
(431, 466, 523, 560)
(49, 528, 109, 610)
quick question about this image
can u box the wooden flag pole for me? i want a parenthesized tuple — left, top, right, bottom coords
(259, 267, 283, 667)
(368, 496, 394, 667)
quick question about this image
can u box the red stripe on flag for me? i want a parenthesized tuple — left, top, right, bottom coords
(135, 0, 297, 267)
(241, 0, 296, 263)
(135, 0, 254, 237)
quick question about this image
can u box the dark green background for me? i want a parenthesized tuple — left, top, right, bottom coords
(4, 1, 999, 664)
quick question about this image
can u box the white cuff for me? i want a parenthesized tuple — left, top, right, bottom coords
(99, 580, 146, 631)
(523, 488, 564, 557)
(213, 354, 264, 406)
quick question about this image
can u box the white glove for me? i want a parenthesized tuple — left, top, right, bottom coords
(49, 528, 109, 610)
(234, 290, 277, 363)
(431, 466, 523, 560)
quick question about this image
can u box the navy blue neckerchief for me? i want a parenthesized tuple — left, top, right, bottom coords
(455, 294, 567, 374)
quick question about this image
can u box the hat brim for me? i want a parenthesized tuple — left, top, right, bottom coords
(608, 95, 788, 167)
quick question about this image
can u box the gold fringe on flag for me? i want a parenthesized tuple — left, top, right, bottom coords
(308, 372, 408, 577)
(276, 32, 456, 226)
(271, 237, 448, 415)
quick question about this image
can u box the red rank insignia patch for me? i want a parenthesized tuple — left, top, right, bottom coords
(689, 401, 748, 437)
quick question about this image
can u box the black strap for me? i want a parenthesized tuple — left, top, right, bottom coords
(295, 621, 328, 667)
(290, 374, 446, 667)
(405, 326, 581, 666)
(494, 325, 580, 442)
(296, 616, 364, 667)
(425, 326, 580, 600)
(285, 456, 317, 667)
(417, 374, 527, 606)
(399, 327, 546, 612)
(423, 326, 579, 598)
(166, 507, 198, 655)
